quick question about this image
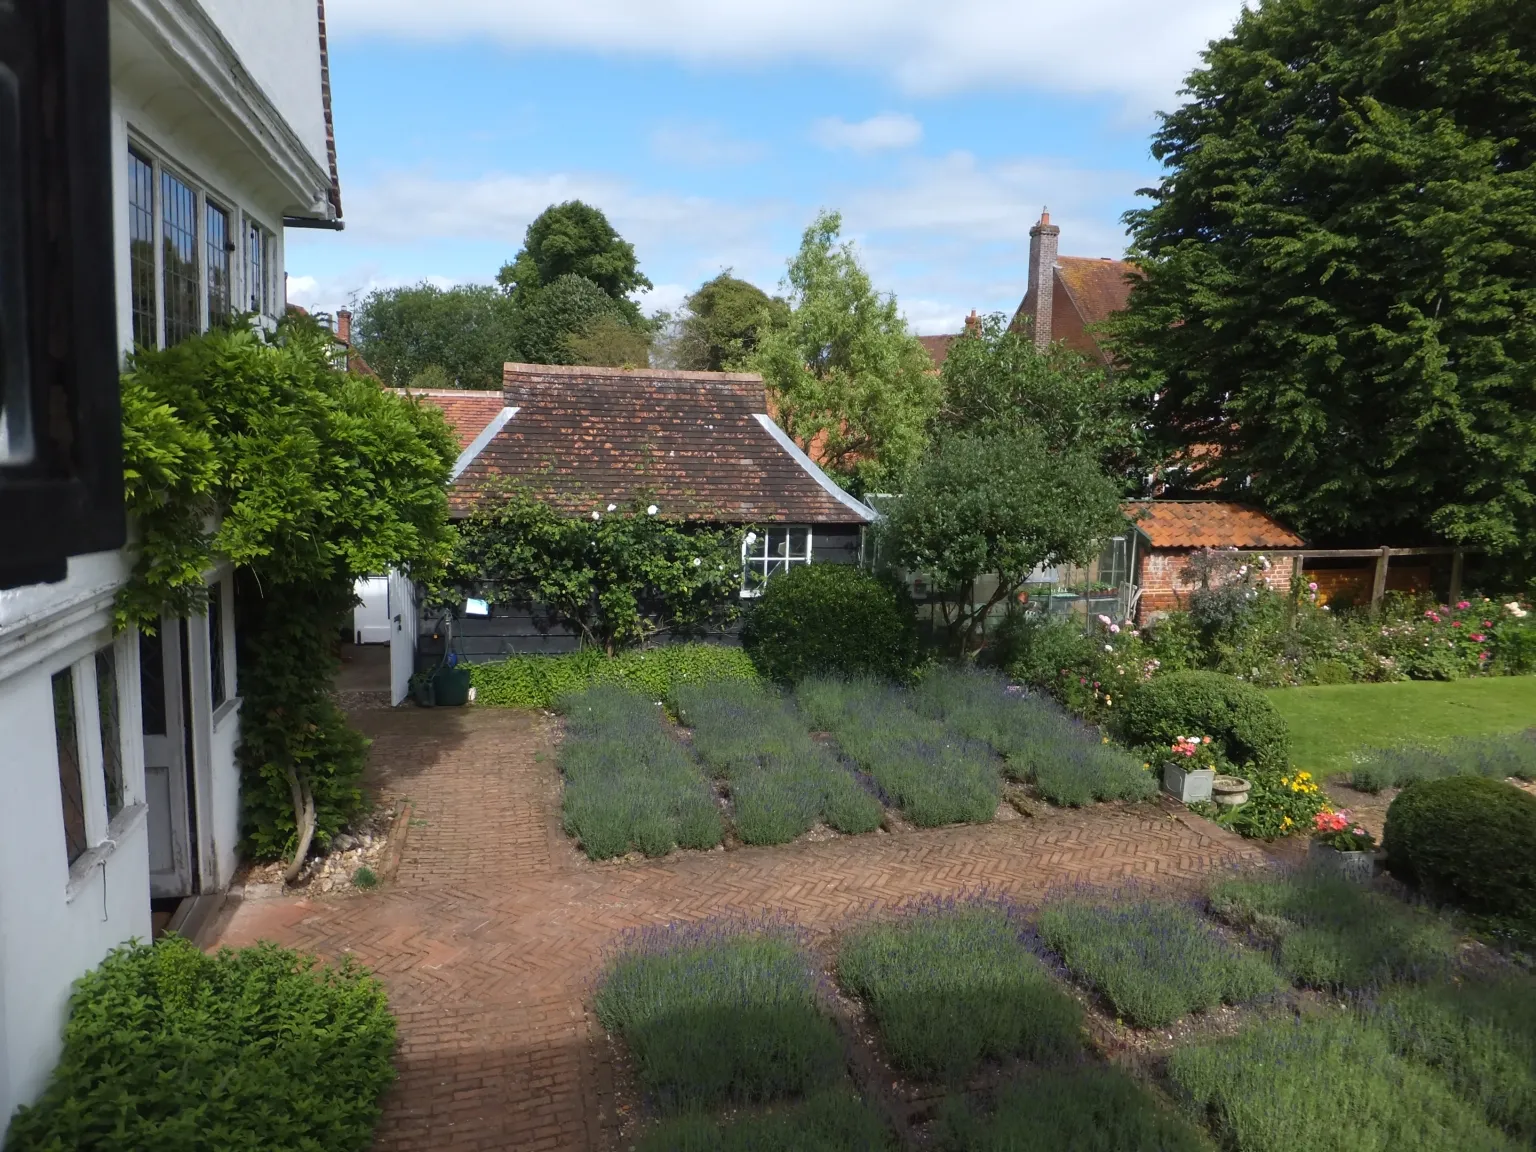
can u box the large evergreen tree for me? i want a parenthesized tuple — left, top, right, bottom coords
(1109, 0, 1536, 554)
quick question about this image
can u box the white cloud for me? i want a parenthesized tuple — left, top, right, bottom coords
(650, 122, 766, 167)
(326, 0, 1244, 114)
(811, 113, 922, 153)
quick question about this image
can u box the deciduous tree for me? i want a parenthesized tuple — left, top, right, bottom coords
(753, 212, 939, 493)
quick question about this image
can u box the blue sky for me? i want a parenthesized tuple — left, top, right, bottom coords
(288, 0, 1249, 335)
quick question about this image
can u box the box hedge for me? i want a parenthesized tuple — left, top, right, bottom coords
(1384, 775, 1536, 939)
(1117, 670, 1290, 769)
(5, 936, 396, 1152)
(742, 564, 919, 685)
(467, 643, 757, 709)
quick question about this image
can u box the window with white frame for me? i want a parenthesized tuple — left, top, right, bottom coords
(246, 219, 271, 314)
(207, 576, 235, 710)
(741, 526, 813, 596)
(53, 644, 134, 871)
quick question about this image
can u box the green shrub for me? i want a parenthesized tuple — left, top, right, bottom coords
(557, 685, 722, 859)
(6, 937, 396, 1152)
(1373, 978, 1536, 1143)
(1351, 732, 1536, 793)
(593, 922, 844, 1113)
(1383, 775, 1536, 940)
(911, 668, 1156, 806)
(1118, 671, 1290, 769)
(837, 901, 1082, 1082)
(933, 1066, 1213, 1151)
(637, 1091, 894, 1152)
(796, 677, 1000, 826)
(674, 680, 883, 843)
(742, 564, 919, 685)
(1037, 897, 1280, 1028)
(1168, 1015, 1519, 1152)
(469, 643, 757, 709)
(1208, 871, 1459, 992)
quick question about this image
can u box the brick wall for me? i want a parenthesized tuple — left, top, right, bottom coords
(1136, 550, 1297, 623)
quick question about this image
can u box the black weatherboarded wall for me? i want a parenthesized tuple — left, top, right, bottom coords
(417, 525, 864, 665)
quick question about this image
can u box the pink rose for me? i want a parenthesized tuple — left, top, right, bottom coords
(1456, 600, 1470, 610)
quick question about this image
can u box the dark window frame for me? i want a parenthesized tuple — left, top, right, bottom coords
(52, 667, 87, 864)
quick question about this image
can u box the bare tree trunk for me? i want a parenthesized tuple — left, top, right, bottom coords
(281, 761, 317, 885)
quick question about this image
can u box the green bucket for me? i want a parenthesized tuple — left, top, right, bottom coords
(432, 665, 472, 707)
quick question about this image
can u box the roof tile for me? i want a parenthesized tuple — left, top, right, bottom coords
(1123, 501, 1305, 549)
(403, 389, 507, 451)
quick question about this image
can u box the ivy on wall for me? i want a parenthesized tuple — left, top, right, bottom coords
(118, 317, 456, 877)
(439, 486, 742, 654)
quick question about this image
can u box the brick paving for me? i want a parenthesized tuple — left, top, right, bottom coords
(210, 706, 1263, 1151)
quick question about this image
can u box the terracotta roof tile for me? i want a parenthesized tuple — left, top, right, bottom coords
(1055, 257, 1138, 329)
(401, 389, 507, 451)
(918, 334, 957, 370)
(1123, 501, 1305, 549)
(448, 364, 872, 524)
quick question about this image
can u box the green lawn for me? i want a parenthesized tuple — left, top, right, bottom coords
(1267, 676, 1536, 777)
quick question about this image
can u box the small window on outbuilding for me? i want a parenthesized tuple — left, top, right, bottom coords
(741, 526, 812, 596)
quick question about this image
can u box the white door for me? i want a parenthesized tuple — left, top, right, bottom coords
(141, 619, 194, 897)
(353, 576, 391, 644)
(388, 568, 417, 707)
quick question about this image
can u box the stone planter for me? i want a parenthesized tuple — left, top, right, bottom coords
(1211, 775, 1253, 808)
(1307, 839, 1377, 883)
(1163, 763, 1216, 804)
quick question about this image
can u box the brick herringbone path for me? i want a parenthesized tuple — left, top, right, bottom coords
(211, 706, 1262, 1151)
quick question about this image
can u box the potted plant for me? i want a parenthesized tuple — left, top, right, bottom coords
(1163, 736, 1219, 803)
(1307, 810, 1377, 882)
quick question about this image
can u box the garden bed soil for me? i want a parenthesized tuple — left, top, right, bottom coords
(234, 800, 400, 899)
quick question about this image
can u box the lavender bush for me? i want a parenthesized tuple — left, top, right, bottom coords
(911, 668, 1155, 807)
(933, 1065, 1212, 1151)
(594, 919, 845, 1113)
(796, 677, 1001, 826)
(557, 685, 722, 859)
(1371, 978, 1536, 1144)
(1350, 731, 1536, 794)
(836, 900, 1082, 1082)
(1208, 871, 1459, 992)
(637, 1090, 893, 1151)
(1168, 1015, 1518, 1152)
(1037, 895, 1281, 1028)
(673, 681, 883, 844)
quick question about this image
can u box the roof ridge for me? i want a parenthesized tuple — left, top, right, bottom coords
(502, 362, 764, 385)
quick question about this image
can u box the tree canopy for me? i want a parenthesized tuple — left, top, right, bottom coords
(753, 211, 939, 493)
(670, 272, 789, 371)
(496, 200, 651, 304)
(351, 283, 518, 390)
(937, 311, 1145, 481)
(875, 428, 1125, 655)
(1108, 0, 1536, 554)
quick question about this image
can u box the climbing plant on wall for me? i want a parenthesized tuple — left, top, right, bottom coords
(118, 316, 456, 879)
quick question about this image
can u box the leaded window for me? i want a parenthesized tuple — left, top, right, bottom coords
(161, 169, 199, 346)
(53, 668, 87, 864)
(206, 201, 230, 325)
(128, 149, 156, 349)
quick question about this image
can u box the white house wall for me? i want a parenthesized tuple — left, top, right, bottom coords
(0, 620, 152, 1126)
(194, 0, 330, 175)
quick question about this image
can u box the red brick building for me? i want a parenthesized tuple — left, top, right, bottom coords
(1125, 501, 1305, 623)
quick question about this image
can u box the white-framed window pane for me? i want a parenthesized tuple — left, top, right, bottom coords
(161, 169, 199, 346)
(206, 201, 231, 325)
(95, 647, 125, 820)
(208, 581, 226, 709)
(741, 526, 813, 594)
(246, 221, 267, 314)
(53, 668, 87, 864)
(128, 148, 156, 349)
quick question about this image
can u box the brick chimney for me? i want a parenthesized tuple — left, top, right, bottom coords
(1026, 209, 1059, 350)
(963, 309, 982, 336)
(336, 307, 352, 347)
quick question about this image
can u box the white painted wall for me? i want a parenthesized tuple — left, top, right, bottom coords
(195, 0, 329, 174)
(0, 626, 152, 1126)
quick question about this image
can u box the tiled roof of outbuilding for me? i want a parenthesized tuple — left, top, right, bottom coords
(444, 364, 874, 524)
(402, 389, 508, 451)
(1123, 501, 1305, 549)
